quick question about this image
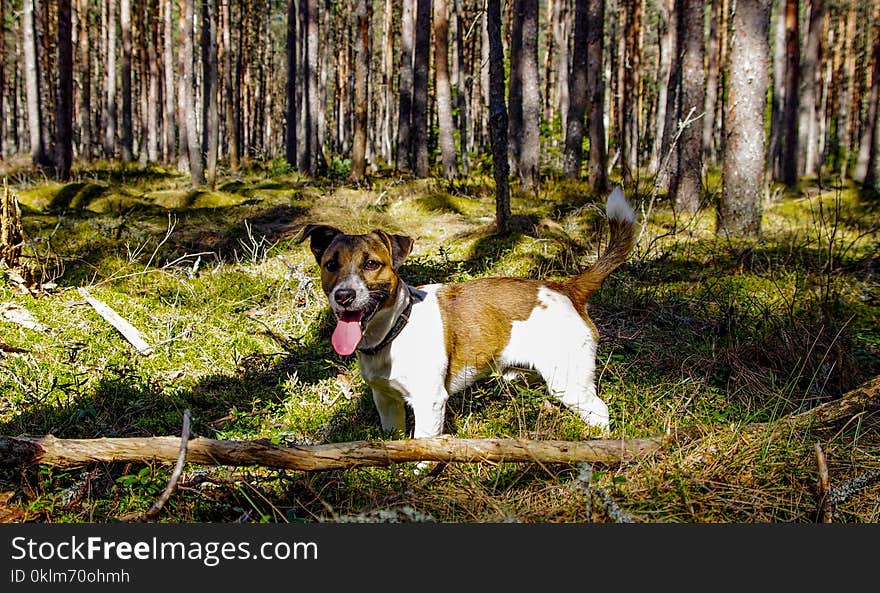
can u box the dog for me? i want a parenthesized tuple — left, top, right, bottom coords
(300, 187, 635, 438)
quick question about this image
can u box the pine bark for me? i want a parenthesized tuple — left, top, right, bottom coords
(23, 0, 48, 166)
(719, 0, 770, 239)
(396, 0, 414, 172)
(454, 0, 469, 175)
(0, 0, 4, 156)
(181, 0, 204, 184)
(146, 0, 160, 163)
(120, 0, 133, 160)
(702, 0, 721, 165)
(652, 0, 675, 176)
(673, 0, 705, 213)
(435, 0, 458, 179)
(201, 0, 219, 187)
(552, 0, 569, 136)
(658, 0, 680, 190)
(299, 0, 319, 175)
(411, 0, 431, 177)
(55, 0, 74, 180)
(798, 0, 824, 177)
(285, 0, 297, 166)
(163, 0, 175, 162)
(563, 0, 587, 180)
(780, 0, 800, 186)
(350, 0, 370, 180)
(586, 0, 608, 193)
(863, 15, 880, 191)
(487, 0, 510, 232)
(104, 0, 117, 157)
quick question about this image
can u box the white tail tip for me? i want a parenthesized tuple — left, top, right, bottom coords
(605, 186, 635, 223)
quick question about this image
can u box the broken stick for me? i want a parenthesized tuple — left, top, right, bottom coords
(77, 287, 153, 355)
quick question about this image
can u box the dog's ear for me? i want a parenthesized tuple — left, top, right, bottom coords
(372, 230, 414, 270)
(299, 224, 343, 264)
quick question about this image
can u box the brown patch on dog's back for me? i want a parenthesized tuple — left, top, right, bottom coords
(437, 278, 542, 382)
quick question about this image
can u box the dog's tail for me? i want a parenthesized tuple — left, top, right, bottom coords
(564, 187, 636, 308)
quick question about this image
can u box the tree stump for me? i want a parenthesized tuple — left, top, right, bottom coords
(0, 179, 23, 269)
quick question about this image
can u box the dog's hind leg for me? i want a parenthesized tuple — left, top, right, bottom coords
(537, 357, 610, 432)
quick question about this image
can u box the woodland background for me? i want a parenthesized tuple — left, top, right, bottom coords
(3, 0, 880, 226)
(0, 0, 877, 523)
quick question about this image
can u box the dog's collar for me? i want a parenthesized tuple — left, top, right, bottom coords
(357, 285, 420, 356)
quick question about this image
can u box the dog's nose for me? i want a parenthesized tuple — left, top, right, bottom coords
(334, 288, 356, 307)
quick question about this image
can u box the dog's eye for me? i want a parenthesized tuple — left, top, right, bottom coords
(324, 259, 339, 272)
(363, 259, 382, 271)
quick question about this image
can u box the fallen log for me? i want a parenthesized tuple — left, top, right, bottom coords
(0, 434, 665, 471)
(1, 376, 876, 473)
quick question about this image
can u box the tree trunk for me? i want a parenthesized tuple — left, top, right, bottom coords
(222, 0, 238, 171)
(181, 0, 204, 184)
(163, 0, 176, 163)
(298, 0, 319, 175)
(798, 0, 823, 177)
(74, 0, 91, 161)
(702, 0, 721, 166)
(837, 0, 856, 181)
(552, 0, 569, 139)
(862, 15, 880, 191)
(23, 0, 48, 166)
(396, 0, 414, 172)
(768, 0, 785, 180)
(55, 0, 74, 180)
(563, 0, 587, 180)
(651, 0, 674, 176)
(285, 0, 297, 166)
(586, 0, 608, 193)
(508, 0, 522, 180)
(487, 0, 510, 232)
(518, 0, 539, 188)
(454, 0, 469, 175)
(120, 0, 133, 160)
(201, 0, 219, 187)
(673, 0, 705, 214)
(380, 0, 394, 166)
(780, 0, 800, 186)
(435, 0, 457, 179)
(719, 0, 770, 239)
(0, 0, 4, 156)
(658, 0, 680, 190)
(104, 0, 117, 157)
(411, 0, 431, 177)
(145, 0, 160, 163)
(350, 0, 370, 180)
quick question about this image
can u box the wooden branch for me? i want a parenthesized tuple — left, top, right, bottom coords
(134, 409, 191, 522)
(78, 287, 153, 355)
(1, 376, 876, 473)
(0, 434, 665, 471)
(814, 441, 833, 523)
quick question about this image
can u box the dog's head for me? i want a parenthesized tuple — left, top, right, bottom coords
(299, 225, 414, 355)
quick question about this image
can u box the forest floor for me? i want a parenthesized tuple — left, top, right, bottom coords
(0, 159, 878, 523)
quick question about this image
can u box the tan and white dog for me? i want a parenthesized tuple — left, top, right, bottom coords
(300, 187, 635, 438)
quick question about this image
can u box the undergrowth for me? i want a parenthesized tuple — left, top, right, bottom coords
(0, 164, 878, 523)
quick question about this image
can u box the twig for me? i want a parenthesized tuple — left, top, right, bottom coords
(134, 409, 191, 522)
(77, 287, 153, 355)
(814, 442, 833, 523)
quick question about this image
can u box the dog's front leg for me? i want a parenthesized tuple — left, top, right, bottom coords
(411, 388, 450, 438)
(371, 387, 406, 437)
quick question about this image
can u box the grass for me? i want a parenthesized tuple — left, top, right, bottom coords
(0, 162, 878, 523)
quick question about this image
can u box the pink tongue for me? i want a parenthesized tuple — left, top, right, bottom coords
(331, 311, 364, 356)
